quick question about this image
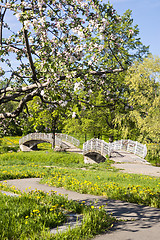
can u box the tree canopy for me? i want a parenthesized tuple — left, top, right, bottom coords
(121, 55, 160, 142)
(0, 0, 148, 120)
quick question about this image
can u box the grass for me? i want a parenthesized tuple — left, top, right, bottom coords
(0, 190, 115, 240)
(0, 157, 159, 208)
(0, 136, 19, 153)
(41, 167, 160, 208)
(0, 165, 47, 180)
(0, 151, 84, 167)
(0, 136, 160, 238)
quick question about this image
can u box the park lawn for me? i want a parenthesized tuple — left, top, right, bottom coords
(0, 149, 159, 208)
(0, 145, 160, 239)
(0, 189, 115, 240)
(0, 151, 84, 167)
(41, 167, 160, 208)
(0, 137, 160, 208)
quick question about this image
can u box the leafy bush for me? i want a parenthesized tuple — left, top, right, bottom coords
(146, 143, 160, 166)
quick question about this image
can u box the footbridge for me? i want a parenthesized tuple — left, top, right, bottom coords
(83, 138, 147, 164)
(19, 133, 80, 151)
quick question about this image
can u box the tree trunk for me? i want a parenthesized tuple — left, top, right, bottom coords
(85, 133, 87, 142)
(109, 135, 114, 143)
(52, 131, 55, 149)
(51, 115, 58, 149)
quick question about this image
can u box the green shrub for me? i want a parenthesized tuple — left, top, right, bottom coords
(146, 143, 160, 166)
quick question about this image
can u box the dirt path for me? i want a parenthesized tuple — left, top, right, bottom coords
(1, 177, 160, 240)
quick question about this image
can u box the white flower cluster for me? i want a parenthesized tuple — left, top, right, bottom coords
(74, 82, 84, 91)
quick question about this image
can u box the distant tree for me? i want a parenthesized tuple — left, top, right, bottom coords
(121, 55, 160, 142)
(64, 76, 130, 141)
(23, 95, 71, 147)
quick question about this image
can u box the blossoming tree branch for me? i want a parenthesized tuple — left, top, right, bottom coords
(0, 0, 148, 119)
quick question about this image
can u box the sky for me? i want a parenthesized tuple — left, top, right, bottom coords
(109, 0, 160, 57)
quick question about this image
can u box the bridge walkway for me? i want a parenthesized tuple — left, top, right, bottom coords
(110, 150, 149, 164)
(55, 140, 83, 154)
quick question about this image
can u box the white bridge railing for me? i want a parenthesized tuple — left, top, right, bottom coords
(19, 133, 53, 145)
(83, 138, 110, 157)
(19, 132, 80, 147)
(83, 138, 147, 159)
(55, 133, 80, 147)
(111, 139, 147, 158)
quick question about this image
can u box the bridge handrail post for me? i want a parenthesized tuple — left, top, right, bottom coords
(127, 139, 130, 152)
(101, 140, 104, 156)
(120, 139, 123, 150)
(91, 139, 93, 150)
(134, 141, 138, 154)
(143, 144, 147, 158)
(108, 142, 111, 157)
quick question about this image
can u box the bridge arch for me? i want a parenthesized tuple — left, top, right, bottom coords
(19, 133, 80, 151)
(83, 138, 110, 164)
(19, 133, 54, 151)
(83, 138, 147, 164)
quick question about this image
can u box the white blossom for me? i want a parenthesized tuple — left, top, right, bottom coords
(74, 81, 84, 91)
(77, 30, 85, 38)
(41, 90, 45, 95)
(100, 34, 105, 40)
(24, 20, 30, 29)
(72, 112, 76, 118)
(15, 13, 21, 20)
(88, 60, 92, 65)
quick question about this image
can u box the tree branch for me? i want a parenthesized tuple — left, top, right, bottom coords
(23, 28, 38, 83)
(0, 88, 40, 119)
(0, 4, 7, 49)
(0, 80, 49, 95)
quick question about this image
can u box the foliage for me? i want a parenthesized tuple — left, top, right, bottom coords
(146, 143, 160, 166)
(64, 76, 129, 140)
(21, 96, 70, 136)
(120, 55, 160, 142)
(0, 0, 148, 120)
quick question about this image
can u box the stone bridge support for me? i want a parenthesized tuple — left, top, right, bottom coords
(84, 152, 106, 164)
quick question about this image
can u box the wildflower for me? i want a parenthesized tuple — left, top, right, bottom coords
(33, 209, 40, 213)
